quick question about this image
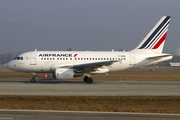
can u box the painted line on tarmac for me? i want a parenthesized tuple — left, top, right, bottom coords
(0, 118, 14, 120)
(0, 109, 180, 116)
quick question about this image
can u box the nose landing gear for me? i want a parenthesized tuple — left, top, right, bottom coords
(31, 73, 37, 83)
(31, 78, 36, 83)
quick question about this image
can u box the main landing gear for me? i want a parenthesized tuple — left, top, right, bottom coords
(84, 76, 93, 84)
(31, 73, 37, 83)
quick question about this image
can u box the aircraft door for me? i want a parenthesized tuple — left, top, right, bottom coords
(129, 54, 136, 65)
(30, 53, 36, 65)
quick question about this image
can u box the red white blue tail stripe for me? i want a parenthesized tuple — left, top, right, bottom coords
(136, 16, 171, 53)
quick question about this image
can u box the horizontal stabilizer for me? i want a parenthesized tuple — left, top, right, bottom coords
(146, 55, 173, 59)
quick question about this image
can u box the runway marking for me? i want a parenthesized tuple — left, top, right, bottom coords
(0, 109, 180, 116)
(0, 118, 14, 120)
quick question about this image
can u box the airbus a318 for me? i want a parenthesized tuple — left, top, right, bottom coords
(6, 16, 173, 84)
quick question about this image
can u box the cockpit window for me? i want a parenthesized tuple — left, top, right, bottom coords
(13, 56, 23, 60)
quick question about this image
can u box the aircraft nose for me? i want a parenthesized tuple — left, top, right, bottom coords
(6, 60, 15, 70)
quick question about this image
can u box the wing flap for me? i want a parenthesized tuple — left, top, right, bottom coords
(73, 61, 115, 73)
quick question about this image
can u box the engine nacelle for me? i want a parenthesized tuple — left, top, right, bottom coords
(54, 68, 74, 80)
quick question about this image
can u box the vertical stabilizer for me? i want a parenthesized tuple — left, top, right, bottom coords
(133, 16, 171, 53)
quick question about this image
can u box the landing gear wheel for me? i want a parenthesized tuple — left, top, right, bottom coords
(31, 78, 36, 83)
(87, 78, 93, 84)
(84, 76, 88, 82)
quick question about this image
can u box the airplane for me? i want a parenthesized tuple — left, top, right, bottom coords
(6, 16, 172, 84)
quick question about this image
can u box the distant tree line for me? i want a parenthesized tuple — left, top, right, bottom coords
(0, 52, 21, 65)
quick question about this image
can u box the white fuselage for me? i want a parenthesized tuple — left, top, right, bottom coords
(6, 51, 172, 74)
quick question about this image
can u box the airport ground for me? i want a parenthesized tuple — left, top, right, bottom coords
(1, 66, 180, 81)
(0, 65, 180, 115)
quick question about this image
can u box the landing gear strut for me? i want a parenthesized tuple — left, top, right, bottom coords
(84, 76, 93, 84)
(31, 73, 37, 83)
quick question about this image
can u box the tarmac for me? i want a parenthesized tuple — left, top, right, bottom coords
(0, 109, 180, 120)
(0, 78, 180, 96)
(1, 65, 180, 119)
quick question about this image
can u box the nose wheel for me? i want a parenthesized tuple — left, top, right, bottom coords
(31, 78, 36, 83)
(31, 73, 37, 83)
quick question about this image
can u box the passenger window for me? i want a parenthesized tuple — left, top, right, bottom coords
(101, 58, 103, 60)
(66, 58, 68, 60)
(98, 58, 100, 60)
(57, 58, 59, 60)
(53, 58, 55, 60)
(81, 58, 83, 60)
(47, 58, 49, 60)
(95, 58, 97, 60)
(60, 58, 62, 60)
(50, 58, 52, 60)
(84, 58, 86, 60)
(75, 58, 77, 60)
(104, 58, 106, 60)
(41, 58, 43, 60)
(44, 58, 46, 60)
(87, 58, 88, 60)
(70, 58, 72, 60)
(63, 58, 65, 60)
(78, 58, 80, 60)
(124, 58, 126, 60)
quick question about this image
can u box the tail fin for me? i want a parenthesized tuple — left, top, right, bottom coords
(133, 16, 171, 53)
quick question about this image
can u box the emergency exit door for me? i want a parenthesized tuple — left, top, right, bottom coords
(30, 54, 36, 65)
(129, 54, 136, 65)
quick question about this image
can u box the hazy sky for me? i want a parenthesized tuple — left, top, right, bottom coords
(0, 0, 180, 55)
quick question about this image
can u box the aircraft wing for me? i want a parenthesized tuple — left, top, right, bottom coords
(61, 61, 116, 73)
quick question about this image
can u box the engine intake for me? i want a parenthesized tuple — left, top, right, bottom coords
(54, 68, 74, 80)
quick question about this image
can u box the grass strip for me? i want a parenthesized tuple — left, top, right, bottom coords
(0, 95, 180, 114)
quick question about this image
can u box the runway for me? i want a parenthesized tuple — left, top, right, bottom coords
(1, 78, 180, 119)
(0, 109, 180, 120)
(0, 78, 180, 96)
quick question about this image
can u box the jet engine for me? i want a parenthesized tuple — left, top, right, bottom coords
(54, 68, 83, 80)
(54, 68, 74, 80)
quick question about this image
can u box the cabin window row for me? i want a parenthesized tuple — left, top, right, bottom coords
(41, 58, 126, 61)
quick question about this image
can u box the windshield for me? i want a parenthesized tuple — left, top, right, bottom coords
(13, 57, 23, 60)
